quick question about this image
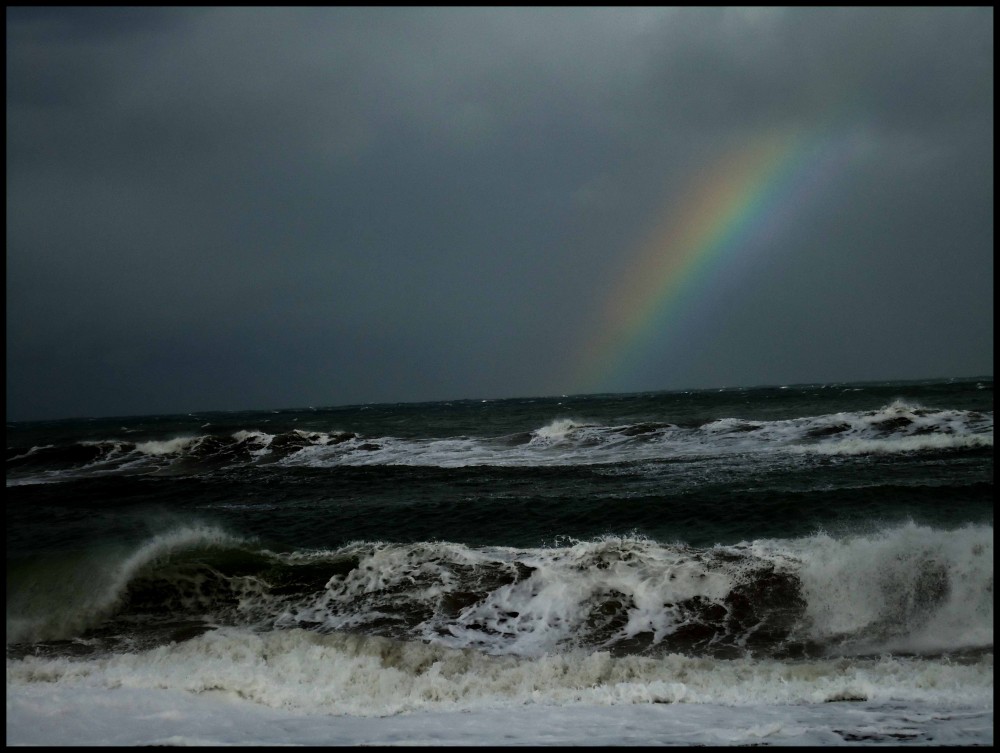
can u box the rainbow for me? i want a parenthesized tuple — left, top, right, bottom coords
(571, 126, 858, 394)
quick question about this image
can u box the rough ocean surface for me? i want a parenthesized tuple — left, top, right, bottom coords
(6, 377, 993, 746)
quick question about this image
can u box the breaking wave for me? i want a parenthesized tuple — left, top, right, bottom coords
(8, 522, 992, 660)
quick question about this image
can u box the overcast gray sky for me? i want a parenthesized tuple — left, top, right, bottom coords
(6, 7, 993, 421)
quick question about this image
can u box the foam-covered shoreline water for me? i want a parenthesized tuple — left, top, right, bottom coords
(7, 627, 993, 715)
(7, 684, 991, 746)
(7, 620, 993, 745)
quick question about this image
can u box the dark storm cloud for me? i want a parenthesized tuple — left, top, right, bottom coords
(6, 8, 992, 420)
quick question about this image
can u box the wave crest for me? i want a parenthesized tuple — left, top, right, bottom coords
(6, 524, 250, 644)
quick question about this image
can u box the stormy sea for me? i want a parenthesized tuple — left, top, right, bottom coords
(6, 377, 993, 746)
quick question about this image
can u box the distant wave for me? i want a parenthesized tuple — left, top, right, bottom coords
(6, 401, 992, 483)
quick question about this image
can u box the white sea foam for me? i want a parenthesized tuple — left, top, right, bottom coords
(6, 680, 992, 746)
(6, 444, 54, 461)
(259, 525, 992, 659)
(754, 521, 993, 654)
(791, 433, 992, 455)
(135, 436, 202, 456)
(277, 537, 739, 656)
(6, 475, 65, 486)
(7, 402, 991, 484)
(6, 627, 992, 716)
(420, 537, 738, 656)
(532, 417, 591, 440)
(276, 402, 992, 469)
(280, 435, 499, 468)
(231, 429, 274, 458)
